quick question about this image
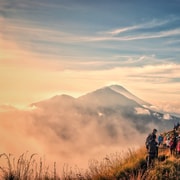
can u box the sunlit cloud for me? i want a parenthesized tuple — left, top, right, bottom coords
(135, 107, 150, 115)
(0, 96, 149, 171)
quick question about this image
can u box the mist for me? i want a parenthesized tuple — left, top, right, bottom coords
(1, 85, 179, 175)
(0, 103, 148, 173)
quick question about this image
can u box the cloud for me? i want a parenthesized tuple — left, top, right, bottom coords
(0, 105, 17, 112)
(88, 28, 180, 42)
(163, 113, 172, 120)
(154, 101, 180, 116)
(106, 25, 138, 35)
(0, 100, 149, 173)
(105, 19, 172, 36)
(2, 14, 180, 58)
(135, 107, 150, 115)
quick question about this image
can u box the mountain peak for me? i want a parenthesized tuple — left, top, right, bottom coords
(78, 85, 141, 108)
(108, 84, 129, 92)
(109, 84, 126, 89)
(107, 84, 150, 106)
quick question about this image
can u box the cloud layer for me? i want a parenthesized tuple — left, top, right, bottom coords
(0, 97, 149, 173)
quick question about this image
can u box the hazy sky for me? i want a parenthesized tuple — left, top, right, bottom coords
(1, 0, 180, 114)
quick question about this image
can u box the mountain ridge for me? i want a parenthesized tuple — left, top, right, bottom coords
(31, 84, 180, 121)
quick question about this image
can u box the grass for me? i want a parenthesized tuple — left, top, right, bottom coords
(0, 146, 180, 179)
(0, 152, 59, 180)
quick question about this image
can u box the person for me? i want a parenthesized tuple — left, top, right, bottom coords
(165, 136, 170, 148)
(145, 129, 158, 149)
(146, 134, 158, 168)
(169, 136, 177, 155)
(174, 122, 180, 131)
(176, 135, 180, 155)
(158, 134, 164, 146)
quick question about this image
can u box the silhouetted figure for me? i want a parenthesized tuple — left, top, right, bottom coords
(145, 129, 157, 149)
(176, 135, 180, 155)
(169, 136, 177, 155)
(146, 134, 158, 168)
(174, 122, 180, 131)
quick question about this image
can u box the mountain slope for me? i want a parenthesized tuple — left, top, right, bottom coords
(109, 85, 150, 106)
(77, 86, 141, 108)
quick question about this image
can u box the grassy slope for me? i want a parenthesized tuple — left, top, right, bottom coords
(0, 136, 180, 179)
(1, 147, 179, 180)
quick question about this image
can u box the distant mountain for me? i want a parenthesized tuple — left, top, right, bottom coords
(31, 84, 180, 133)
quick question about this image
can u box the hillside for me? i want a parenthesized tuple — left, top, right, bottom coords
(1, 127, 180, 180)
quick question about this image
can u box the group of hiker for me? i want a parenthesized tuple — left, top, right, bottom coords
(145, 124, 180, 168)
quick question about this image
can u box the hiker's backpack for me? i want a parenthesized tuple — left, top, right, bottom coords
(148, 140, 157, 155)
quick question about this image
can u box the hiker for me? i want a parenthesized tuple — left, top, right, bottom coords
(169, 136, 177, 155)
(165, 136, 171, 148)
(145, 128, 158, 149)
(146, 134, 158, 168)
(158, 134, 164, 146)
(176, 135, 180, 155)
(174, 122, 180, 131)
(173, 129, 178, 138)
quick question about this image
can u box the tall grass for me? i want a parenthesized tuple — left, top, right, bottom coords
(0, 147, 179, 180)
(61, 147, 180, 180)
(61, 147, 147, 180)
(0, 152, 60, 180)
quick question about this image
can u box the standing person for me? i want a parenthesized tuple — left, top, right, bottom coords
(158, 133, 164, 146)
(145, 129, 158, 149)
(169, 136, 176, 155)
(165, 136, 170, 148)
(176, 135, 180, 155)
(146, 134, 158, 168)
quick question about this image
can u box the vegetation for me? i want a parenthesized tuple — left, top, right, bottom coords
(0, 152, 59, 180)
(0, 147, 179, 180)
(1, 126, 180, 180)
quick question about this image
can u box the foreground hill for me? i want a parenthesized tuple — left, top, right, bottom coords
(1, 138, 179, 180)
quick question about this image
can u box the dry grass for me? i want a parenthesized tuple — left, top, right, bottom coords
(0, 147, 179, 180)
(62, 146, 180, 180)
(0, 152, 60, 180)
(61, 147, 147, 180)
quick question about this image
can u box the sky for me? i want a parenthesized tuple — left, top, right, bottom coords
(1, 0, 180, 114)
(1, 0, 180, 174)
